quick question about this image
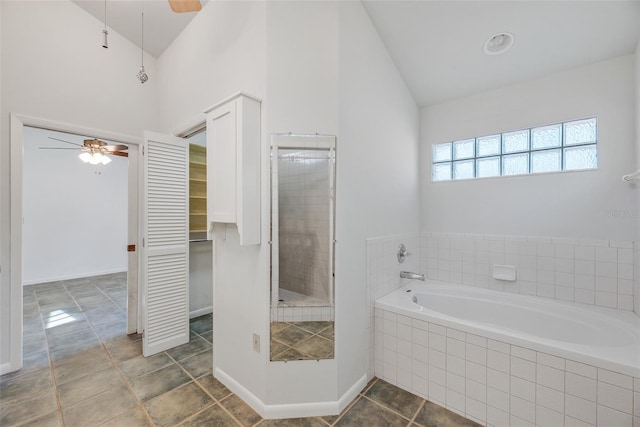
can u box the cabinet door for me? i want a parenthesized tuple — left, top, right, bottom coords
(207, 101, 237, 225)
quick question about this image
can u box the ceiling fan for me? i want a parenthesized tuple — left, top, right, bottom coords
(40, 137, 128, 165)
(168, 0, 202, 13)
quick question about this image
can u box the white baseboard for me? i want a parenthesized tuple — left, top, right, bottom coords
(214, 367, 367, 419)
(337, 373, 368, 413)
(189, 306, 213, 319)
(22, 268, 126, 286)
(0, 362, 15, 376)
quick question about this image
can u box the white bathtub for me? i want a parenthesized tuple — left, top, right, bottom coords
(375, 281, 640, 378)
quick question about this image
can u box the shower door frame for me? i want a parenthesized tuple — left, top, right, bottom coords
(269, 133, 336, 318)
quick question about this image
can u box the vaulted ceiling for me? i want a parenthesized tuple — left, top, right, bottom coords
(72, 0, 206, 58)
(72, 1, 640, 107)
(363, 1, 640, 106)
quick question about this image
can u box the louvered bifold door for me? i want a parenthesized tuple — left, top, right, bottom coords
(141, 132, 190, 357)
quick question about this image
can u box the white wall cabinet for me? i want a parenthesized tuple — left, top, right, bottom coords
(205, 92, 261, 246)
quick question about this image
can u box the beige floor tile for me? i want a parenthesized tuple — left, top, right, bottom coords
(269, 340, 289, 359)
(119, 353, 173, 379)
(108, 339, 143, 362)
(0, 388, 58, 427)
(144, 381, 214, 427)
(166, 336, 212, 362)
(271, 347, 305, 362)
(334, 397, 407, 427)
(57, 365, 124, 407)
(0, 368, 52, 403)
(62, 384, 137, 426)
(19, 411, 61, 427)
(413, 401, 481, 427)
(179, 349, 213, 378)
(129, 363, 191, 402)
(53, 347, 113, 385)
(189, 315, 213, 335)
(270, 322, 292, 334)
(219, 394, 262, 427)
(295, 335, 334, 359)
(103, 333, 142, 349)
(180, 404, 239, 427)
(364, 379, 423, 419)
(318, 326, 334, 340)
(258, 417, 328, 426)
(293, 321, 333, 334)
(100, 407, 152, 426)
(272, 326, 313, 347)
(196, 375, 232, 401)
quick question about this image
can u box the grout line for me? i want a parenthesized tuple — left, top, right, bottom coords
(409, 400, 426, 426)
(359, 393, 416, 424)
(326, 393, 362, 426)
(40, 289, 64, 427)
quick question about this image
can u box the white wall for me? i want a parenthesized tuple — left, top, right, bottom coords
(22, 127, 128, 284)
(635, 40, 640, 316)
(421, 55, 637, 241)
(157, 0, 270, 407)
(156, 1, 266, 133)
(158, 0, 420, 413)
(264, 1, 340, 407)
(188, 241, 213, 316)
(0, 0, 159, 367)
(336, 1, 420, 398)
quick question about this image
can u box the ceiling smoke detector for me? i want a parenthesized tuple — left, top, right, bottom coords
(483, 32, 515, 55)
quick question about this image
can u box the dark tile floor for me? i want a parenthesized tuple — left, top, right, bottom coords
(1, 273, 480, 427)
(270, 321, 334, 361)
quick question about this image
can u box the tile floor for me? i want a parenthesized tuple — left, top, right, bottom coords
(1, 273, 480, 427)
(270, 321, 334, 361)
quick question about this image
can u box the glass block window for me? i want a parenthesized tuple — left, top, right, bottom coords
(431, 118, 597, 182)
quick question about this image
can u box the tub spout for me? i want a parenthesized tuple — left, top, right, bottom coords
(400, 271, 425, 281)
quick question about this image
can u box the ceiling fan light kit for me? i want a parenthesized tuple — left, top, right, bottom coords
(138, 9, 148, 84)
(79, 151, 112, 165)
(168, 0, 202, 13)
(102, 0, 108, 48)
(40, 136, 129, 166)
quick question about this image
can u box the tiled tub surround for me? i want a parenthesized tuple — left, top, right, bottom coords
(366, 234, 421, 379)
(374, 284, 640, 427)
(420, 233, 635, 312)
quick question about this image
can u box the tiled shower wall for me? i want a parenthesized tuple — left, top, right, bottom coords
(278, 155, 331, 303)
(366, 234, 420, 379)
(420, 232, 635, 312)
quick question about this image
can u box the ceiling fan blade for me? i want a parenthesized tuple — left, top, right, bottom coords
(168, 0, 202, 13)
(111, 151, 129, 158)
(38, 147, 80, 150)
(103, 145, 128, 152)
(47, 137, 83, 147)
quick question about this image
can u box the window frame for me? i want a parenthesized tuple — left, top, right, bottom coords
(431, 117, 598, 182)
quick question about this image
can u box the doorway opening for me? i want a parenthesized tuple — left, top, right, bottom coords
(21, 126, 133, 369)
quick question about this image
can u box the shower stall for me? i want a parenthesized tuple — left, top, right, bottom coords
(270, 134, 335, 323)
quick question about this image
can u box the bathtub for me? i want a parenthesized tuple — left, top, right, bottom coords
(376, 281, 640, 377)
(374, 281, 640, 426)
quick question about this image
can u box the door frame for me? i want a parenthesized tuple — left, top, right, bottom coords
(6, 113, 141, 374)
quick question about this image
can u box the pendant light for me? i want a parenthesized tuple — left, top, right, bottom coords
(102, 0, 108, 48)
(137, 8, 149, 83)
